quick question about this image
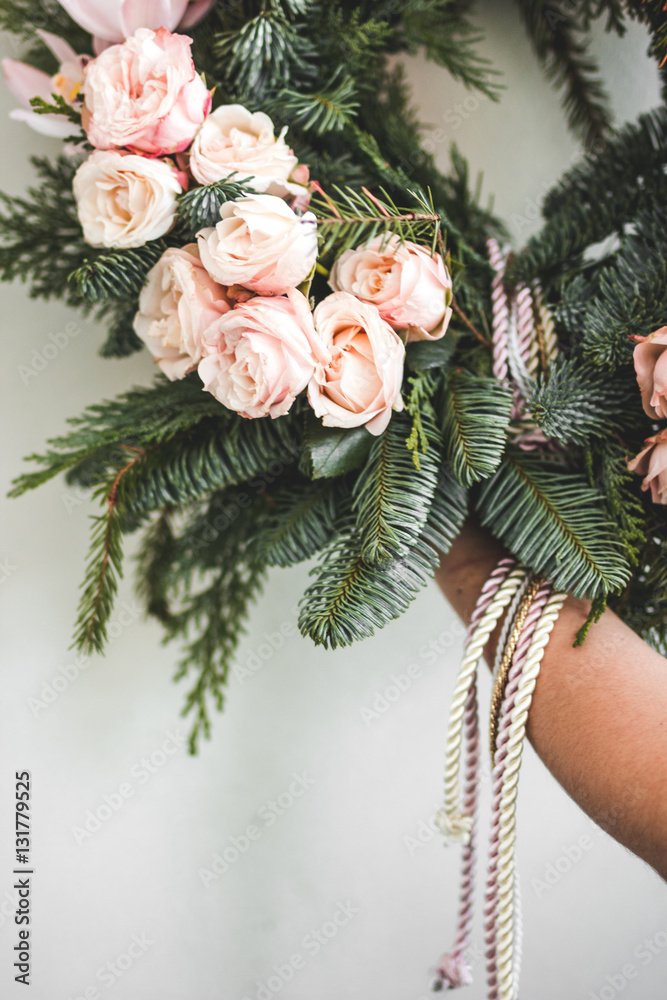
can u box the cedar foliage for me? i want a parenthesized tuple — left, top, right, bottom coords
(3, 0, 666, 744)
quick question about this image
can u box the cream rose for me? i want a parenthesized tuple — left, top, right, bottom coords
(632, 326, 667, 420)
(197, 194, 318, 295)
(198, 288, 328, 419)
(329, 234, 453, 341)
(134, 244, 231, 379)
(627, 430, 667, 504)
(73, 150, 183, 248)
(82, 27, 211, 155)
(188, 104, 307, 203)
(308, 291, 405, 435)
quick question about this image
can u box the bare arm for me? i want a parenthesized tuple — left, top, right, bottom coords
(435, 519, 667, 881)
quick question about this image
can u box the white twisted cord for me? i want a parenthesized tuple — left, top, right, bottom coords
(437, 567, 529, 845)
(487, 238, 510, 382)
(495, 591, 567, 1000)
(515, 285, 540, 379)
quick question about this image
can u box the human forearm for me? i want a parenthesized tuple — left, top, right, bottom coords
(436, 519, 667, 881)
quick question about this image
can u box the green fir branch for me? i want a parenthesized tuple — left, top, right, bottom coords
(442, 370, 513, 486)
(477, 450, 632, 598)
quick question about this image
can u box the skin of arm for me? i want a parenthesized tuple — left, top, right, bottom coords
(435, 519, 667, 881)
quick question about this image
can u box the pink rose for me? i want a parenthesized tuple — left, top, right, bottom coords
(197, 194, 318, 296)
(189, 104, 307, 205)
(3, 30, 88, 138)
(632, 326, 667, 420)
(56, 0, 215, 50)
(308, 291, 405, 435)
(134, 244, 231, 379)
(198, 288, 328, 419)
(627, 430, 667, 504)
(82, 27, 211, 155)
(329, 234, 453, 341)
(73, 150, 183, 247)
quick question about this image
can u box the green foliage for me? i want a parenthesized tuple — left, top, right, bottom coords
(303, 420, 374, 479)
(98, 300, 144, 358)
(477, 450, 632, 598)
(72, 481, 124, 654)
(0, 156, 88, 305)
(513, 0, 612, 147)
(70, 243, 167, 303)
(30, 94, 83, 128)
(421, 463, 468, 555)
(177, 177, 257, 237)
(260, 483, 339, 566)
(276, 71, 360, 134)
(506, 108, 667, 290)
(136, 495, 270, 752)
(298, 533, 437, 648)
(352, 412, 440, 563)
(406, 335, 457, 372)
(528, 356, 638, 443)
(399, 0, 503, 98)
(313, 184, 441, 257)
(442, 370, 513, 486)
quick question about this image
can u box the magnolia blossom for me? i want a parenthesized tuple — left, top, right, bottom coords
(627, 430, 667, 505)
(56, 0, 214, 50)
(198, 288, 329, 419)
(2, 30, 87, 137)
(197, 194, 318, 295)
(134, 244, 231, 379)
(189, 104, 308, 204)
(308, 291, 405, 435)
(73, 150, 183, 247)
(632, 326, 667, 420)
(82, 27, 211, 155)
(329, 234, 453, 341)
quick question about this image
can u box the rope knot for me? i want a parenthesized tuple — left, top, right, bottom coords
(433, 952, 473, 990)
(435, 808, 472, 846)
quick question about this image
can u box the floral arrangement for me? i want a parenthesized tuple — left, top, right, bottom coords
(3, 0, 667, 755)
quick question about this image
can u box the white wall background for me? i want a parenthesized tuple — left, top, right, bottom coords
(1, 5, 666, 999)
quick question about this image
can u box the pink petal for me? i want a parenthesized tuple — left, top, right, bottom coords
(9, 107, 74, 137)
(57, 0, 124, 42)
(120, 0, 189, 34)
(2, 59, 54, 107)
(35, 29, 81, 65)
(179, 0, 215, 27)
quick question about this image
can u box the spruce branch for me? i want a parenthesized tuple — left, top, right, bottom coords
(69, 242, 167, 304)
(477, 450, 632, 598)
(442, 371, 513, 486)
(275, 71, 360, 134)
(177, 176, 257, 237)
(352, 411, 440, 563)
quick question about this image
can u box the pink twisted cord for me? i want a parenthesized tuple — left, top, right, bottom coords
(434, 558, 515, 990)
(483, 581, 553, 999)
(487, 238, 509, 382)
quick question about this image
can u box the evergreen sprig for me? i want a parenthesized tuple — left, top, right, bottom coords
(442, 370, 513, 486)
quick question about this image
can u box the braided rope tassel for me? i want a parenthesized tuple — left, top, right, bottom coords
(484, 581, 553, 999)
(495, 591, 567, 1000)
(515, 285, 540, 380)
(437, 567, 529, 844)
(434, 559, 516, 989)
(487, 238, 510, 382)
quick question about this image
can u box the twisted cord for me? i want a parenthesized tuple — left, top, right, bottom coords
(531, 281, 559, 367)
(488, 238, 510, 382)
(433, 559, 516, 991)
(483, 581, 553, 1000)
(495, 591, 567, 1000)
(437, 567, 529, 844)
(515, 284, 540, 379)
